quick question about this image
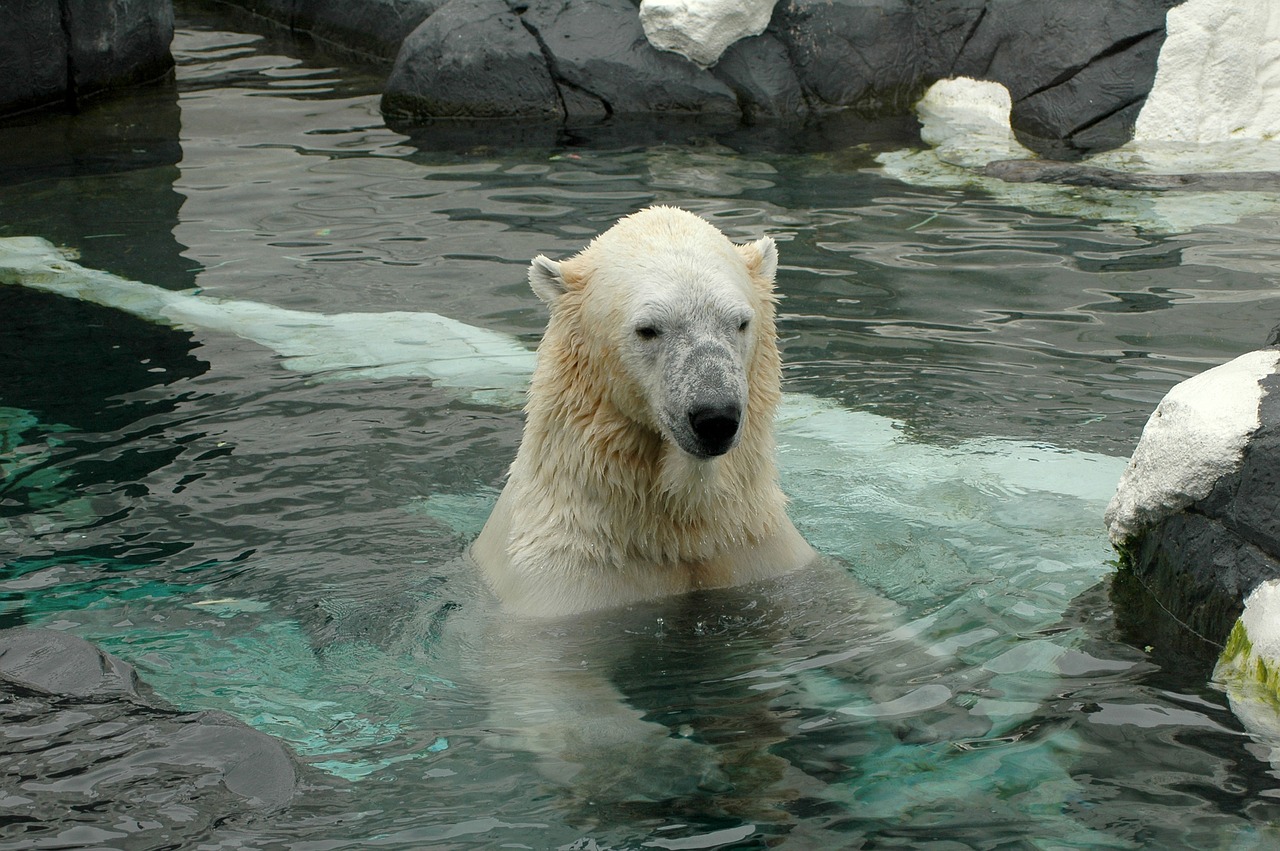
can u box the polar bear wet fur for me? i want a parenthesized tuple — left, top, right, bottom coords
(472, 206, 816, 617)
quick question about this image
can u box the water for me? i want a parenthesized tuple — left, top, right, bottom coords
(3, 8, 1280, 849)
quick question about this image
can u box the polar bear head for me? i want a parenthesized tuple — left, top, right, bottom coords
(525, 206, 780, 461)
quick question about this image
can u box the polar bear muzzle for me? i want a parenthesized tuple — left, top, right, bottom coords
(688, 402, 742, 457)
(660, 337, 749, 459)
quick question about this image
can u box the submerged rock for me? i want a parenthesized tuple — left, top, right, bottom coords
(983, 159, 1280, 192)
(0, 627, 301, 833)
(0, 628, 143, 700)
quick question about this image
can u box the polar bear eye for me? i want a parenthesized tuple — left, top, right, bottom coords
(737, 319, 750, 333)
(635, 326, 660, 340)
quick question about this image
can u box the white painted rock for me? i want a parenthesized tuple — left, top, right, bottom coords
(1215, 580, 1280, 765)
(913, 77, 1037, 168)
(1106, 342, 1280, 698)
(639, 0, 777, 68)
(1105, 348, 1280, 545)
(1134, 0, 1280, 144)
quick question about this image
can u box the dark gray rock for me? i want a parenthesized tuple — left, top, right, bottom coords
(1199, 367, 1280, 565)
(233, 0, 446, 62)
(0, 628, 142, 700)
(66, 0, 175, 95)
(984, 159, 1280, 192)
(950, 0, 1177, 157)
(216, 0, 1182, 154)
(1111, 351, 1280, 663)
(308, 0, 448, 61)
(382, 0, 563, 119)
(0, 627, 300, 824)
(712, 32, 809, 121)
(0, 0, 174, 116)
(384, 0, 740, 123)
(0, 3, 67, 115)
(518, 0, 739, 119)
(774, 0, 924, 115)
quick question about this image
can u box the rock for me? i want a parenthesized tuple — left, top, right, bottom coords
(519, 0, 740, 118)
(307, 0, 448, 62)
(773, 0, 923, 115)
(915, 77, 1035, 168)
(948, 0, 1176, 158)
(639, 0, 778, 69)
(217, 0, 1192, 154)
(1107, 348, 1280, 653)
(0, 3, 67, 114)
(1135, 0, 1280, 143)
(382, 0, 562, 120)
(983, 159, 1280, 192)
(0, 628, 142, 700)
(0, 0, 174, 116)
(0, 627, 301, 823)
(712, 32, 809, 121)
(236, 0, 446, 62)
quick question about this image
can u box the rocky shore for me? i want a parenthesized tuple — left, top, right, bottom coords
(3, 0, 1187, 160)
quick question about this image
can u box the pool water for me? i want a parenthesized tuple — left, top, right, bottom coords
(4, 7, 1280, 850)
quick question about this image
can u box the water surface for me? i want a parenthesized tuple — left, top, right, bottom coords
(2, 9, 1280, 850)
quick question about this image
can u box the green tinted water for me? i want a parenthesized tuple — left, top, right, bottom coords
(3, 8, 1280, 849)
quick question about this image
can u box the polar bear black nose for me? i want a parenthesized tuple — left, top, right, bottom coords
(688, 404, 741, 455)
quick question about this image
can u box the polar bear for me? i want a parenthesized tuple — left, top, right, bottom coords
(471, 206, 817, 617)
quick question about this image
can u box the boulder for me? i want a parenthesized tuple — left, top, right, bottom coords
(217, 0, 1185, 154)
(1107, 346, 1280, 661)
(1135, 0, 1280, 144)
(231, 0, 446, 62)
(711, 32, 809, 121)
(382, 0, 563, 120)
(773, 0, 924, 115)
(0, 627, 301, 829)
(0, 0, 175, 116)
(384, 0, 742, 123)
(521, 0, 739, 117)
(0, 628, 143, 700)
(949, 0, 1176, 157)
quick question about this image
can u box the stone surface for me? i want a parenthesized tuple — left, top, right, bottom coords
(0, 627, 301, 824)
(711, 32, 808, 121)
(232, 0, 445, 61)
(219, 0, 1182, 152)
(519, 0, 740, 118)
(640, 0, 778, 68)
(1106, 349, 1280, 547)
(774, 0, 923, 115)
(950, 0, 1176, 158)
(915, 77, 1034, 168)
(0, 2, 67, 115)
(0, 628, 142, 699)
(382, 0, 562, 119)
(1109, 349, 1280, 651)
(1136, 0, 1280, 143)
(0, 0, 175, 116)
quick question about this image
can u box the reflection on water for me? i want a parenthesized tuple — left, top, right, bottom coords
(3, 8, 1280, 850)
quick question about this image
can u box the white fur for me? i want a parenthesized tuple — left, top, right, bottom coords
(471, 207, 815, 617)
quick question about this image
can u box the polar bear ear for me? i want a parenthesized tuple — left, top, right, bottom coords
(528, 255, 568, 306)
(739, 236, 778, 283)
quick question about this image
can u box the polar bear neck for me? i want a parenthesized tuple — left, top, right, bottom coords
(509, 312, 789, 571)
